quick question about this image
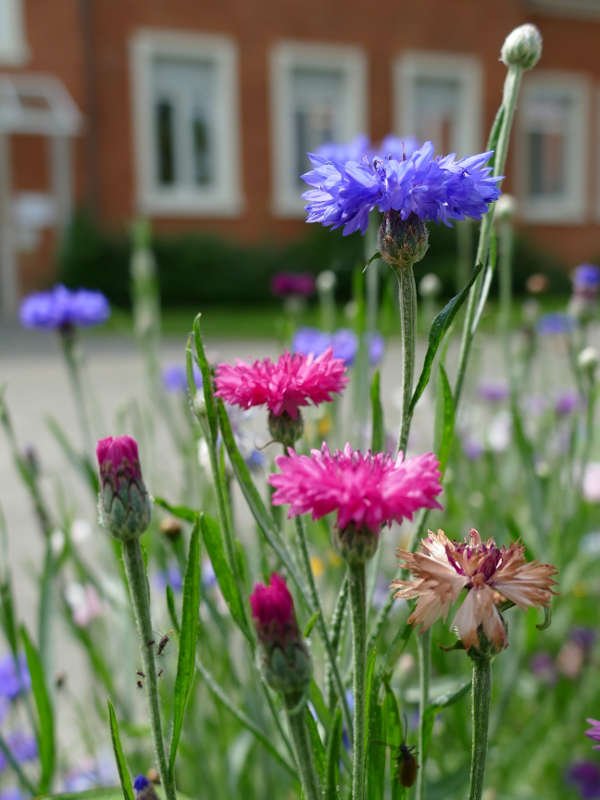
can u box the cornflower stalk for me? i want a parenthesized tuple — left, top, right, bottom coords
(60, 328, 94, 454)
(468, 653, 493, 800)
(294, 516, 353, 744)
(348, 562, 367, 800)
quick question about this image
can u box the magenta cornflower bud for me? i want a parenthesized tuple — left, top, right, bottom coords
(249, 573, 311, 700)
(96, 436, 151, 540)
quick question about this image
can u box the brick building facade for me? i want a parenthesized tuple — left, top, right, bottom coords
(0, 0, 599, 310)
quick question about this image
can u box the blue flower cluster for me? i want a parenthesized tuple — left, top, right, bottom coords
(20, 284, 110, 330)
(162, 363, 203, 393)
(292, 326, 384, 367)
(302, 137, 501, 236)
(573, 263, 600, 291)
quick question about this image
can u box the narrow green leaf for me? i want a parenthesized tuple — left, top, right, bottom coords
(168, 518, 201, 780)
(153, 496, 197, 523)
(192, 314, 219, 442)
(0, 576, 18, 656)
(166, 585, 180, 635)
(37, 541, 55, 674)
(217, 401, 307, 598)
(409, 262, 484, 414)
(200, 513, 249, 638)
(304, 705, 326, 781)
(486, 104, 506, 169)
(303, 610, 320, 638)
(433, 364, 455, 473)
(107, 700, 135, 800)
(365, 651, 384, 800)
(21, 626, 55, 794)
(324, 708, 342, 800)
(370, 370, 384, 452)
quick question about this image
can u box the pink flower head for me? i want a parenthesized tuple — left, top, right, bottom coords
(271, 272, 316, 298)
(215, 350, 347, 420)
(269, 444, 442, 534)
(393, 529, 558, 652)
(586, 719, 600, 750)
(250, 573, 298, 645)
(96, 435, 150, 540)
(96, 435, 142, 485)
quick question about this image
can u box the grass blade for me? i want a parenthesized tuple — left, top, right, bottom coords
(168, 518, 201, 781)
(370, 370, 384, 452)
(21, 625, 55, 794)
(107, 700, 135, 800)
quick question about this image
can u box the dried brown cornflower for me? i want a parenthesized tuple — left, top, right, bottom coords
(392, 529, 557, 652)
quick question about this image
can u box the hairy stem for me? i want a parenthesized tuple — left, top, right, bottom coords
(285, 700, 321, 800)
(468, 654, 492, 800)
(397, 266, 418, 454)
(416, 630, 431, 800)
(122, 540, 176, 800)
(348, 563, 367, 800)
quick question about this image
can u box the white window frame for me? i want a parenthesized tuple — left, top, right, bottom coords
(0, 0, 28, 65)
(270, 41, 367, 217)
(393, 51, 482, 155)
(130, 29, 243, 217)
(517, 71, 589, 224)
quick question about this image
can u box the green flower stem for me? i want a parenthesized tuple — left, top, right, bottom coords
(498, 217, 514, 385)
(454, 65, 523, 407)
(326, 573, 348, 710)
(284, 700, 321, 800)
(468, 654, 492, 800)
(122, 539, 176, 800)
(60, 329, 94, 453)
(397, 265, 417, 454)
(348, 563, 367, 800)
(416, 629, 431, 800)
(294, 517, 353, 745)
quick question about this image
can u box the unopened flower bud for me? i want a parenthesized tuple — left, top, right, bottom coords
(250, 573, 312, 700)
(501, 24, 542, 71)
(268, 410, 304, 448)
(133, 775, 159, 800)
(578, 346, 599, 373)
(96, 436, 151, 541)
(494, 193, 517, 222)
(418, 273, 442, 299)
(333, 523, 379, 567)
(160, 515, 182, 540)
(378, 211, 429, 271)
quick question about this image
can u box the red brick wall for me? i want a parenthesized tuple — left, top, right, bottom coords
(6, 0, 600, 288)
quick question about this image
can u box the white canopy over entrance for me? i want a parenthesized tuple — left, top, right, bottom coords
(0, 73, 81, 317)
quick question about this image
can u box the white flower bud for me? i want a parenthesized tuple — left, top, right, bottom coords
(419, 273, 442, 299)
(494, 194, 517, 222)
(501, 24, 542, 71)
(316, 270, 336, 293)
(578, 346, 599, 373)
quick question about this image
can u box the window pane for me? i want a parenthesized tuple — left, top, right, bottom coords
(413, 76, 461, 153)
(524, 90, 571, 199)
(291, 67, 343, 185)
(152, 57, 215, 190)
(155, 99, 175, 186)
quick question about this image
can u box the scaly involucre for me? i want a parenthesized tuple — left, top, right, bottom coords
(302, 140, 501, 236)
(393, 529, 557, 651)
(269, 444, 442, 533)
(215, 349, 347, 419)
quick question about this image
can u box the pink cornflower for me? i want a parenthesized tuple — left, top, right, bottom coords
(215, 350, 347, 420)
(586, 719, 600, 750)
(250, 573, 297, 646)
(96, 435, 151, 540)
(270, 444, 441, 532)
(393, 529, 557, 652)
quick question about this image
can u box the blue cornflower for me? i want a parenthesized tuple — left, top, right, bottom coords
(20, 284, 110, 330)
(566, 761, 600, 799)
(162, 364, 202, 393)
(154, 563, 183, 594)
(292, 326, 384, 367)
(0, 654, 30, 700)
(302, 139, 501, 236)
(536, 313, 575, 336)
(0, 789, 25, 800)
(573, 263, 600, 291)
(133, 774, 158, 799)
(0, 732, 37, 772)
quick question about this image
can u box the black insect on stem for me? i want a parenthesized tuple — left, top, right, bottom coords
(157, 634, 170, 656)
(372, 713, 419, 788)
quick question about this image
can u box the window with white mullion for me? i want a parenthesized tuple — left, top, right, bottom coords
(131, 30, 241, 216)
(518, 73, 589, 223)
(271, 42, 367, 217)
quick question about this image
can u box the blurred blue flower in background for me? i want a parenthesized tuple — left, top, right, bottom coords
(19, 285, 110, 330)
(292, 327, 384, 367)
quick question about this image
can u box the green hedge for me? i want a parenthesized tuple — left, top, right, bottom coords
(57, 211, 570, 308)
